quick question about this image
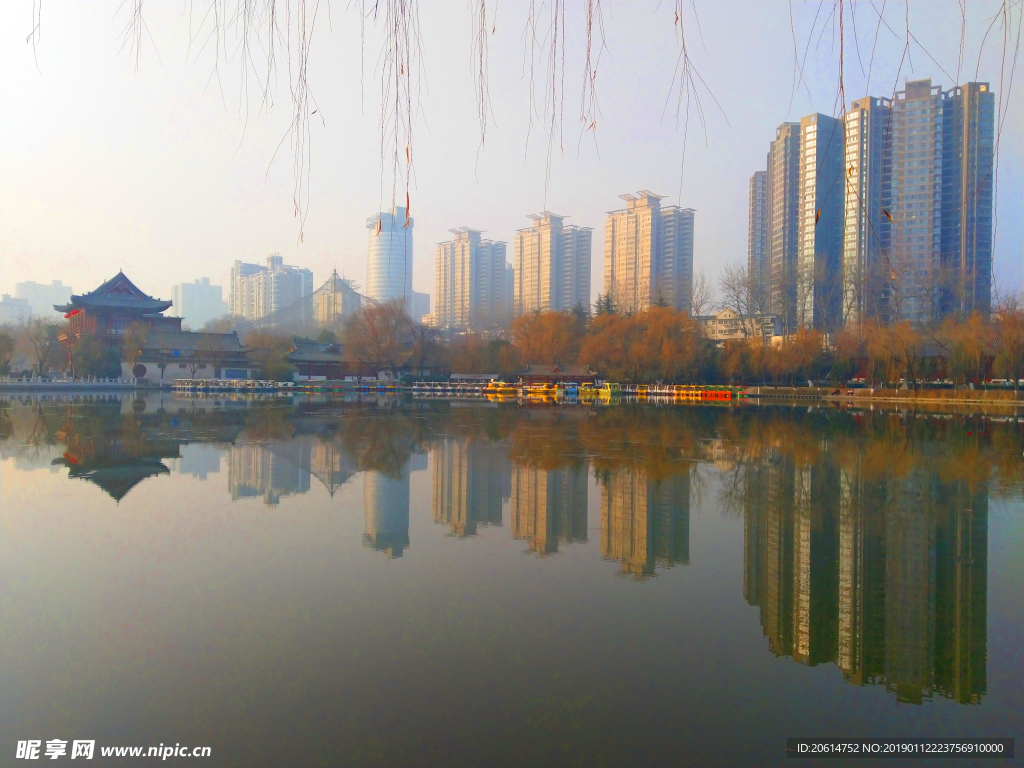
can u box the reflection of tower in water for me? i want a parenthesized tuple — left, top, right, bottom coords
(743, 449, 987, 704)
(510, 463, 588, 555)
(599, 467, 690, 580)
(432, 439, 510, 537)
(228, 441, 311, 506)
(746, 452, 841, 665)
(362, 468, 411, 558)
(883, 471, 988, 704)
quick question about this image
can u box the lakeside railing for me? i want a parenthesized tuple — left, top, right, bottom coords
(0, 376, 137, 389)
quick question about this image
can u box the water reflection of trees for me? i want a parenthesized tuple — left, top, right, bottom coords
(2, 397, 1018, 704)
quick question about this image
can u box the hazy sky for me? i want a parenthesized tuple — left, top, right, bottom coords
(1, 1, 1021, 307)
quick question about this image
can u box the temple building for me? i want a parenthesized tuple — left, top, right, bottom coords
(55, 271, 182, 349)
(128, 330, 258, 384)
(56, 272, 263, 382)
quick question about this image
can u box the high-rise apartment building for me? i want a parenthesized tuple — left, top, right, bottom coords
(842, 97, 892, 324)
(434, 228, 511, 330)
(229, 254, 314, 321)
(886, 79, 995, 322)
(941, 82, 995, 318)
(513, 212, 591, 315)
(659, 205, 696, 312)
(172, 277, 228, 330)
(889, 79, 948, 323)
(748, 171, 770, 312)
(768, 124, 801, 332)
(412, 291, 430, 324)
(797, 113, 844, 331)
(603, 191, 694, 314)
(366, 206, 414, 312)
(758, 79, 993, 330)
(560, 224, 594, 311)
(0, 295, 31, 326)
(605, 193, 660, 313)
(14, 280, 72, 319)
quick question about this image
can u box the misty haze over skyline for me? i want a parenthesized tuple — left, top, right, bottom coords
(1, 1, 1021, 306)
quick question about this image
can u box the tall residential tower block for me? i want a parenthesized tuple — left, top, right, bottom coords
(434, 228, 512, 330)
(749, 78, 994, 330)
(513, 212, 592, 315)
(603, 191, 695, 314)
(230, 255, 314, 321)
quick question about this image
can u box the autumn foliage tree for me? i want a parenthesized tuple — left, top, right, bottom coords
(0, 330, 15, 375)
(244, 330, 293, 379)
(21, 318, 62, 375)
(342, 300, 415, 374)
(580, 307, 703, 382)
(991, 294, 1024, 395)
(509, 311, 584, 365)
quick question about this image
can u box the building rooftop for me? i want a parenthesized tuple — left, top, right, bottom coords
(518, 363, 597, 378)
(288, 343, 345, 363)
(142, 330, 246, 353)
(55, 271, 172, 314)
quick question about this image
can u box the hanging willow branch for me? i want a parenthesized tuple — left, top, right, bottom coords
(664, 0, 729, 183)
(26, 1, 1021, 246)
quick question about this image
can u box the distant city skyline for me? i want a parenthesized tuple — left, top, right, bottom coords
(2, 3, 1018, 306)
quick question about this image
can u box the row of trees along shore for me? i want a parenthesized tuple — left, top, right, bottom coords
(240, 290, 1023, 393)
(2, 291, 1022, 394)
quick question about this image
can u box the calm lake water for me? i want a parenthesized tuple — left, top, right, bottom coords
(2, 394, 1022, 767)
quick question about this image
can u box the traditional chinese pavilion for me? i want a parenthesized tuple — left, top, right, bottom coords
(55, 271, 181, 348)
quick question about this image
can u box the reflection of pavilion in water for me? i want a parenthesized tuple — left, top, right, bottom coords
(54, 430, 177, 501)
(510, 462, 587, 555)
(432, 439, 510, 537)
(228, 436, 358, 506)
(600, 467, 690, 580)
(744, 449, 987, 704)
(50, 406, 245, 501)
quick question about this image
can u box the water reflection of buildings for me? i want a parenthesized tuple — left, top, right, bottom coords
(744, 450, 987, 704)
(600, 467, 690, 580)
(227, 436, 358, 506)
(228, 441, 312, 505)
(510, 463, 587, 555)
(432, 440, 510, 537)
(179, 444, 222, 479)
(363, 468, 411, 558)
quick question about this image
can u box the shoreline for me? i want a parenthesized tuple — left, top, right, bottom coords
(745, 386, 1024, 409)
